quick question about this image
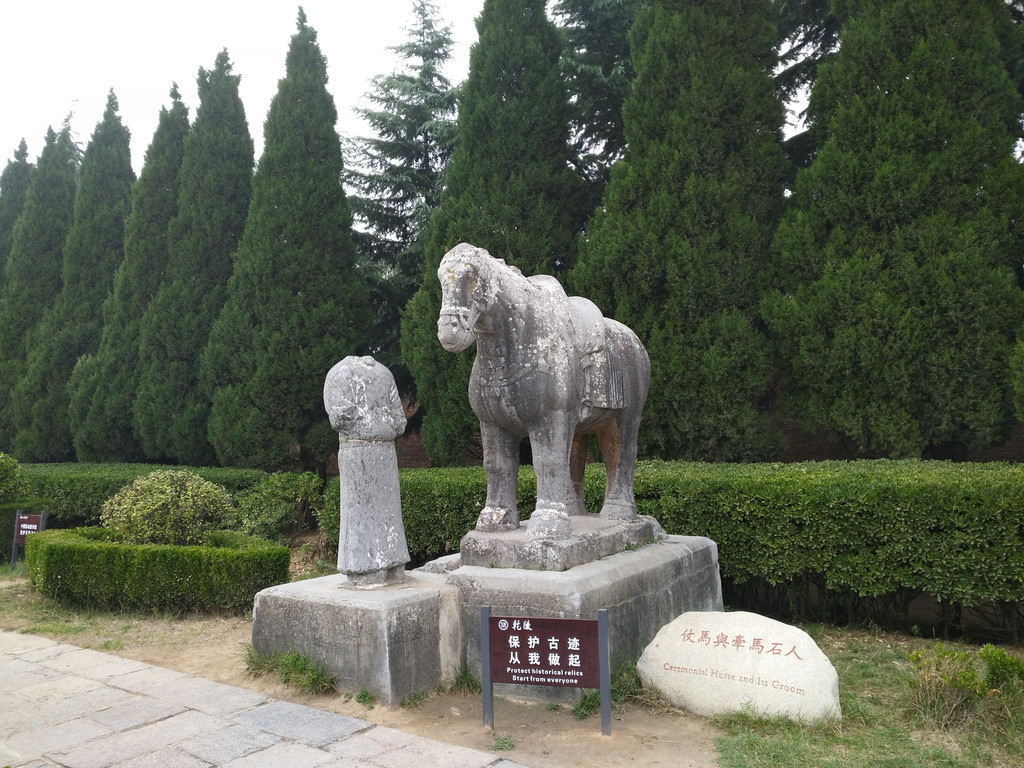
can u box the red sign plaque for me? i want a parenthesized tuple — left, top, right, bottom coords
(14, 513, 42, 545)
(488, 615, 600, 688)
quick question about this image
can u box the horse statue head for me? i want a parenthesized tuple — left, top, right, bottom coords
(436, 243, 512, 353)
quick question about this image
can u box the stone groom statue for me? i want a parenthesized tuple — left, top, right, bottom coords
(436, 243, 651, 538)
(323, 356, 409, 586)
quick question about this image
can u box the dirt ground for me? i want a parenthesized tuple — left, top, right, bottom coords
(107, 614, 722, 768)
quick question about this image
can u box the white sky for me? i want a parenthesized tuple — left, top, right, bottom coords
(0, 0, 483, 175)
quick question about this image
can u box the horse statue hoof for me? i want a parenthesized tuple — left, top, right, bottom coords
(599, 500, 637, 521)
(476, 506, 519, 532)
(526, 506, 571, 538)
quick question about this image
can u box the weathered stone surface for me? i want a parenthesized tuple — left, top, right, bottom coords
(250, 573, 462, 705)
(323, 355, 408, 585)
(436, 243, 650, 539)
(442, 536, 723, 702)
(459, 514, 666, 571)
(637, 611, 841, 723)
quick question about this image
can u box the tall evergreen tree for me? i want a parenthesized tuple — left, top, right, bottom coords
(346, 0, 458, 390)
(765, 0, 1024, 458)
(552, 0, 642, 178)
(0, 140, 33, 280)
(0, 124, 79, 452)
(133, 51, 253, 466)
(571, 0, 790, 461)
(202, 10, 369, 472)
(401, 0, 590, 465)
(69, 86, 190, 462)
(9, 91, 135, 461)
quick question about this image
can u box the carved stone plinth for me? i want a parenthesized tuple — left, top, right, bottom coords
(459, 514, 667, 571)
(251, 573, 461, 705)
(441, 535, 723, 702)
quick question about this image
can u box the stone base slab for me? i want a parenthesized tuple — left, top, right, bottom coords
(251, 573, 461, 705)
(442, 535, 723, 702)
(458, 514, 667, 571)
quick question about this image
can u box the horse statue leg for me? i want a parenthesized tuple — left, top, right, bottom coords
(526, 411, 575, 537)
(476, 421, 521, 531)
(596, 323, 648, 521)
(597, 417, 638, 520)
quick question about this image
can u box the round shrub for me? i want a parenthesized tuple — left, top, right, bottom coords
(0, 451, 24, 503)
(100, 470, 234, 546)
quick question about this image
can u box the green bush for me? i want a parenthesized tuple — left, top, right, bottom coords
(25, 527, 289, 614)
(0, 452, 25, 503)
(20, 463, 268, 527)
(100, 470, 234, 546)
(229, 472, 323, 543)
(907, 643, 1024, 730)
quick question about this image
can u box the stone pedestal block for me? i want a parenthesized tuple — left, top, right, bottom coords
(442, 535, 723, 702)
(459, 514, 666, 571)
(251, 573, 461, 705)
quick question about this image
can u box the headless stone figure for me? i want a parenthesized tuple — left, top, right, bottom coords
(323, 356, 409, 587)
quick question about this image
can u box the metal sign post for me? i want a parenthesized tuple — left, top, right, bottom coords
(481, 607, 612, 735)
(10, 510, 46, 567)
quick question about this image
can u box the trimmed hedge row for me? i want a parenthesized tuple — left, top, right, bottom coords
(20, 464, 269, 528)
(333, 460, 1022, 633)
(25, 527, 290, 614)
(625, 460, 1024, 609)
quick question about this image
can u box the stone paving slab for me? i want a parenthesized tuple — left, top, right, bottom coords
(46, 710, 225, 768)
(1, 630, 529, 768)
(139, 675, 269, 718)
(176, 723, 281, 764)
(0, 718, 112, 765)
(324, 725, 499, 768)
(230, 700, 371, 747)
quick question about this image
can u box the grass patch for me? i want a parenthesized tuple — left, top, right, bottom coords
(401, 690, 429, 708)
(445, 663, 482, 695)
(714, 626, 1024, 768)
(492, 733, 515, 751)
(243, 645, 336, 695)
(356, 687, 376, 708)
(572, 659, 673, 720)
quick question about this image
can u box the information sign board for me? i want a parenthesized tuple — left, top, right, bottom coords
(488, 614, 600, 687)
(15, 513, 43, 545)
(481, 607, 611, 735)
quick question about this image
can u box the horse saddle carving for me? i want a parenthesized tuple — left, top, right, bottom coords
(527, 275, 624, 411)
(567, 296, 623, 411)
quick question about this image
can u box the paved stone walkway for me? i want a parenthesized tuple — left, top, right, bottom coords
(0, 631, 529, 768)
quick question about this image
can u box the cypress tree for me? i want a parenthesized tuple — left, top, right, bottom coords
(69, 86, 190, 462)
(401, 0, 590, 465)
(9, 92, 135, 461)
(346, 0, 458, 391)
(0, 125, 79, 452)
(570, 0, 790, 461)
(133, 51, 253, 466)
(765, 0, 1024, 457)
(202, 10, 369, 472)
(552, 0, 641, 177)
(0, 140, 33, 279)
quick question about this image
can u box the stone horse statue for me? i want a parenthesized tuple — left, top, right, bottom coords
(436, 243, 650, 538)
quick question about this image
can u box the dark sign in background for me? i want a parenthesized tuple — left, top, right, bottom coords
(14, 513, 43, 545)
(9, 510, 46, 566)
